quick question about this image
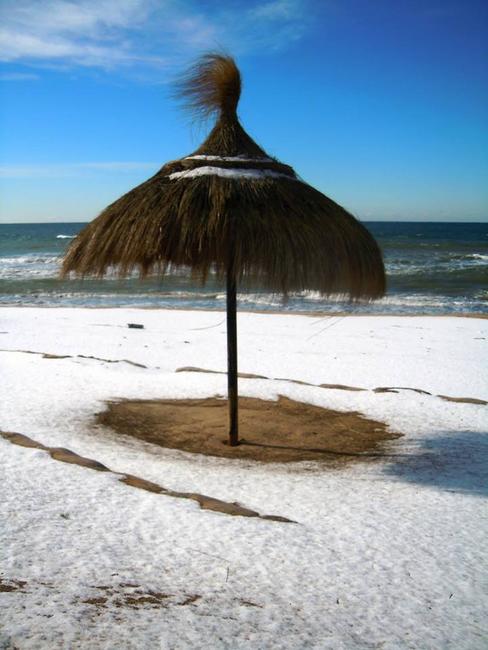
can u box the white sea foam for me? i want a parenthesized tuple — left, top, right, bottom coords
(1, 255, 59, 265)
(385, 252, 488, 275)
(469, 253, 488, 261)
(0, 255, 61, 279)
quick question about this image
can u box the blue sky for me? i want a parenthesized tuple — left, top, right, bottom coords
(0, 0, 487, 223)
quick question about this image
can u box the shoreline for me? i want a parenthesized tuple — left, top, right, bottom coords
(0, 304, 487, 319)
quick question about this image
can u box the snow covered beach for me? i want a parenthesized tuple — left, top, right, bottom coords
(1, 307, 487, 649)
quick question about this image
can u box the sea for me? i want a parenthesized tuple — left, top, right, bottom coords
(0, 221, 487, 315)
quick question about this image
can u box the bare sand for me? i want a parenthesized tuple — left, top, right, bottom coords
(97, 396, 401, 463)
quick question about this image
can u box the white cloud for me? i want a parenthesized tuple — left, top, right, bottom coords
(0, 0, 312, 74)
(0, 162, 159, 178)
(0, 0, 166, 68)
(0, 29, 128, 64)
(4, 0, 151, 35)
(250, 0, 299, 21)
(0, 71, 40, 80)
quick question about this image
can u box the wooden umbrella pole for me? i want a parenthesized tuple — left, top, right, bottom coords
(226, 266, 239, 446)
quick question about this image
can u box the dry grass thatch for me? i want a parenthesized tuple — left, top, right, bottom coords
(62, 53, 385, 300)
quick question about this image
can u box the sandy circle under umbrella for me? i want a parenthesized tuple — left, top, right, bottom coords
(97, 396, 400, 464)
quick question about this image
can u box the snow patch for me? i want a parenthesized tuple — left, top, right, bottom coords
(168, 166, 296, 181)
(185, 155, 273, 162)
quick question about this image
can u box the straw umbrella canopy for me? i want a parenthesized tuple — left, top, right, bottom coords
(62, 53, 385, 447)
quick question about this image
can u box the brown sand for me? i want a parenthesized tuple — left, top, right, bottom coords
(97, 396, 400, 463)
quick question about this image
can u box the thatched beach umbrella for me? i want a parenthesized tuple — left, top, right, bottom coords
(62, 53, 385, 447)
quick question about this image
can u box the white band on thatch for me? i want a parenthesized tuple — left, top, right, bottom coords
(169, 166, 296, 181)
(185, 155, 273, 162)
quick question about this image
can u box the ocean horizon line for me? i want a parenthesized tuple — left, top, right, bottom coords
(1, 219, 488, 226)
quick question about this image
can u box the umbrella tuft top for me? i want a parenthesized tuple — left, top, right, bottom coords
(176, 53, 268, 159)
(177, 53, 242, 122)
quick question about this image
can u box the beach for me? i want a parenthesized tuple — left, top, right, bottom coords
(1, 1, 486, 645)
(1, 306, 487, 648)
